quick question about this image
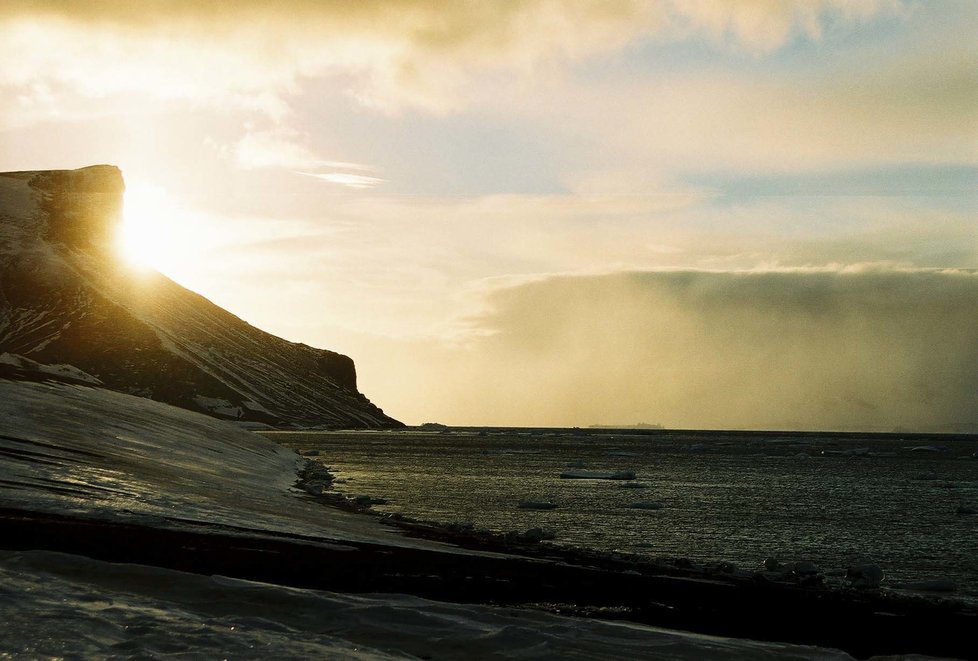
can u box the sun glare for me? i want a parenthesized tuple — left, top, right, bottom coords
(119, 181, 182, 271)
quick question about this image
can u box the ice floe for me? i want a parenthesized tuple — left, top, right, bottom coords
(627, 501, 665, 510)
(517, 500, 558, 510)
(560, 470, 636, 480)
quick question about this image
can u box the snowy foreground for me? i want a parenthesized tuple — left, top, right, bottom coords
(0, 378, 411, 547)
(0, 380, 955, 658)
(0, 549, 856, 660)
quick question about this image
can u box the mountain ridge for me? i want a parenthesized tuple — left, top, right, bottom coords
(0, 165, 400, 428)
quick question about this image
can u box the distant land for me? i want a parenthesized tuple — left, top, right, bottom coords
(0, 165, 400, 429)
(589, 423, 664, 430)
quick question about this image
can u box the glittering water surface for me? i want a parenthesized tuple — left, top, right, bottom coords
(273, 429, 978, 598)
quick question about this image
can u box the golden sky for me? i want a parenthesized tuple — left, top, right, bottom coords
(1, 1, 976, 429)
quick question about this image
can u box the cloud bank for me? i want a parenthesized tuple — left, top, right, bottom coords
(0, 0, 903, 115)
(373, 269, 978, 431)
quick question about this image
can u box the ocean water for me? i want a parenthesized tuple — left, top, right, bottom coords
(272, 429, 978, 599)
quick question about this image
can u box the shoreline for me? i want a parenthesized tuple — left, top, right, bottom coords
(288, 458, 978, 658)
(295, 452, 977, 601)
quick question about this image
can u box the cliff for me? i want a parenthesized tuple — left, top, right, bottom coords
(0, 165, 400, 428)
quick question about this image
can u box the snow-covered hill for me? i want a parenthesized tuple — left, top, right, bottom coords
(0, 165, 398, 428)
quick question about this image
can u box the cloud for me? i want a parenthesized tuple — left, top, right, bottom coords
(0, 0, 905, 116)
(235, 130, 324, 170)
(167, 189, 974, 348)
(361, 269, 978, 430)
(234, 128, 383, 188)
(294, 171, 384, 190)
(535, 51, 978, 178)
(669, 0, 904, 53)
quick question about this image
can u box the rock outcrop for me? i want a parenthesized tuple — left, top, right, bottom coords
(0, 165, 400, 428)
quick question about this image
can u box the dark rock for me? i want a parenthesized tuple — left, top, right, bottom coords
(846, 563, 884, 588)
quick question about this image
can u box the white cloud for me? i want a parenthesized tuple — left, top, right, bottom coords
(0, 0, 907, 117)
(166, 189, 975, 353)
(668, 0, 904, 53)
(294, 172, 384, 189)
(234, 129, 383, 189)
(235, 130, 323, 170)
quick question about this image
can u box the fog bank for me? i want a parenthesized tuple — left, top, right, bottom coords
(371, 270, 978, 431)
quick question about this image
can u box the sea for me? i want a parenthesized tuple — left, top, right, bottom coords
(271, 428, 978, 600)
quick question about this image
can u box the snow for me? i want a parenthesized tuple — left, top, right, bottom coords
(0, 379, 416, 547)
(0, 351, 102, 385)
(0, 550, 857, 660)
(194, 394, 244, 418)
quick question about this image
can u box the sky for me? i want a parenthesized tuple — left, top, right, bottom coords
(1, 1, 976, 430)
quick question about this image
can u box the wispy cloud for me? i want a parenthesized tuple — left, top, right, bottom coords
(234, 129, 383, 189)
(295, 171, 384, 189)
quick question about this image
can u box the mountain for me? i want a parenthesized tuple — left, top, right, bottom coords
(0, 165, 400, 428)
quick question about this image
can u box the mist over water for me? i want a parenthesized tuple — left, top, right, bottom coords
(385, 270, 978, 430)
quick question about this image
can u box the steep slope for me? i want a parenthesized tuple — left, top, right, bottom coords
(0, 165, 399, 428)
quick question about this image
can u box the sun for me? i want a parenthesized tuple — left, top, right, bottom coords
(118, 181, 181, 270)
(115, 179, 220, 297)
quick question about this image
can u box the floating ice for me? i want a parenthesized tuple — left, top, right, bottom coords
(560, 470, 636, 480)
(821, 448, 869, 457)
(627, 501, 665, 510)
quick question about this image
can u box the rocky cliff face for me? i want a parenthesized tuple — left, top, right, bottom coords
(0, 165, 400, 428)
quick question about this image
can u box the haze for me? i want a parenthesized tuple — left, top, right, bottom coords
(1, 1, 975, 430)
